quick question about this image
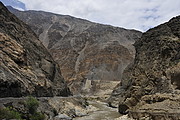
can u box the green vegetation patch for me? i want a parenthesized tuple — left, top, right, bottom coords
(0, 96, 45, 120)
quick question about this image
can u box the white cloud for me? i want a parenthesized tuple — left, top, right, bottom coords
(19, 0, 180, 31)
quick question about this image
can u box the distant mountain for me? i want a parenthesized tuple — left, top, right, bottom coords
(8, 7, 142, 95)
(0, 0, 26, 10)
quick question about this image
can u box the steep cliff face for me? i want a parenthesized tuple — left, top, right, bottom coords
(109, 16, 180, 119)
(0, 2, 71, 97)
(8, 7, 142, 95)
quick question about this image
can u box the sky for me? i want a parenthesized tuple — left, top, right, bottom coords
(0, 0, 26, 10)
(3, 0, 180, 31)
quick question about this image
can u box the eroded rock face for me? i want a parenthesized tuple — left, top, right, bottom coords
(0, 2, 71, 97)
(8, 7, 142, 95)
(109, 16, 180, 119)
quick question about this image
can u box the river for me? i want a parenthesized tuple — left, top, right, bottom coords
(73, 100, 121, 120)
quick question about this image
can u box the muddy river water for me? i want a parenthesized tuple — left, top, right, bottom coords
(74, 100, 121, 120)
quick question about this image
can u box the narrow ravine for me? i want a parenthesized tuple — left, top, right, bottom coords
(74, 100, 121, 120)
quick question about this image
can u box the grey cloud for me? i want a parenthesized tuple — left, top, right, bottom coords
(19, 0, 180, 31)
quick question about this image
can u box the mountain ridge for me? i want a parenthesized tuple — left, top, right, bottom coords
(0, 0, 26, 10)
(7, 5, 141, 32)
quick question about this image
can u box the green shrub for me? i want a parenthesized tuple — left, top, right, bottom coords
(52, 108, 58, 116)
(0, 107, 21, 120)
(25, 96, 45, 120)
(29, 112, 45, 120)
(0, 96, 45, 120)
(26, 96, 39, 115)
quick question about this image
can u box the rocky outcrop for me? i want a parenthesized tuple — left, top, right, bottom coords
(0, 2, 71, 97)
(8, 7, 142, 95)
(109, 16, 180, 119)
(0, 96, 88, 120)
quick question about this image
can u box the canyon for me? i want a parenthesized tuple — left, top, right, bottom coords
(0, 1, 180, 120)
(8, 6, 142, 95)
